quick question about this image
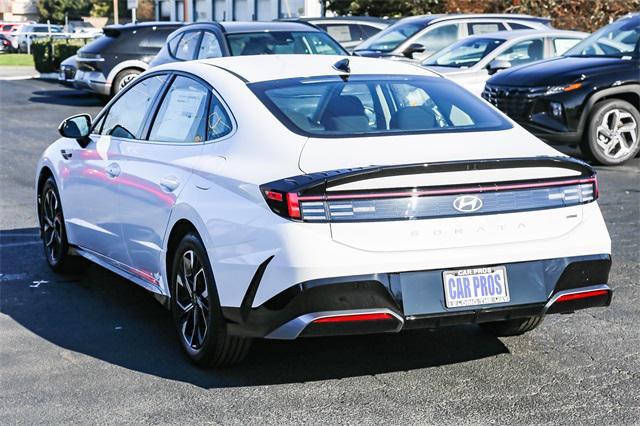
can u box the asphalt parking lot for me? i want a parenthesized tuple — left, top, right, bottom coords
(0, 78, 639, 424)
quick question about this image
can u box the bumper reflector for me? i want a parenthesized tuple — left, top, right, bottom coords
(554, 289, 609, 303)
(313, 312, 394, 323)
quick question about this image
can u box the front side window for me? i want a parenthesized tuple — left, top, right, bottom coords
(356, 21, 425, 52)
(552, 37, 582, 55)
(495, 38, 544, 66)
(227, 31, 345, 56)
(319, 24, 361, 43)
(101, 74, 167, 139)
(413, 24, 460, 56)
(251, 75, 510, 137)
(149, 76, 209, 143)
(197, 32, 223, 59)
(175, 31, 201, 60)
(565, 17, 640, 58)
(423, 37, 504, 68)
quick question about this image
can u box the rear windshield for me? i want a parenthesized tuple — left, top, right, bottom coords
(250, 75, 511, 138)
(226, 31, 346, 56)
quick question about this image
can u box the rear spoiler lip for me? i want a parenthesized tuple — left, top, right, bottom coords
(261, 156, 595, 197)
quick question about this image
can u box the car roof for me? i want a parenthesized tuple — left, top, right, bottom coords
(189, 54, 439, 83)
(460, 29, 587, 41)
(288, 16, 396, 25)
(396, 13, 551, 26)
(220, 21, 322, 33)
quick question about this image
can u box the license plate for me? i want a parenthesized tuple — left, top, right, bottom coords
(443, 266, 510, 308)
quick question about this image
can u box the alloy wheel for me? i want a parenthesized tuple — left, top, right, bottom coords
(118, 73, 138, 91)
(595, 108, 638, 160)
(174, 250, 210, 350)
(42, 188, 63, 264)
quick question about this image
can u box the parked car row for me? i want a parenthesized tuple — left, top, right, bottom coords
(56, 13, 639, 166)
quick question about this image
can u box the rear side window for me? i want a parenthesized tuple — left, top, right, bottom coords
(149, 76, 209, 143)
(168, 34, 181, 55)
(508, 22, 534, 30)
(175, 31, 201, 60)
(467, 22, 506, 35)
(359, 24, 382, 39)
(206, 94, 233, 140)
(320, 24, 362, 43)
(102, 74, 167, 139)
(197, 32, 223, 59)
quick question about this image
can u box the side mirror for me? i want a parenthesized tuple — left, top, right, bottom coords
(487, 59, 512, 75)
(402, 43, 426, 59)
(58, 114, 92, 148)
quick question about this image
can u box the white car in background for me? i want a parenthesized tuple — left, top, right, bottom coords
(37, 55, 612, 367)
(423, 30, 587, 96)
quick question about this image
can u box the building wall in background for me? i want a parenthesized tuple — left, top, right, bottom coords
(0, 0, 39, 22)
(155, 0, 322, 22)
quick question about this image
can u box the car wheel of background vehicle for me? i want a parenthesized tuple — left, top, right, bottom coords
(170, 232, 251, 368)
(479, 315, 542, 337)
(581, 99, 640, 166)
(39, 177, 85, 273)
(112, 69, 141, 96)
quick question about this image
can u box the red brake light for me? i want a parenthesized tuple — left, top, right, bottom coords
(286, 192, 301, 219)
(313, 312, 394, 323)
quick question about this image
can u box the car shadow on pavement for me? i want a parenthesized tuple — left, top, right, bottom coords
(1, 227, 510, 388)
(28, 81, 105, 107)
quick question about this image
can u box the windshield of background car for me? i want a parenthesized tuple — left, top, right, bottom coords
(564, 17, 640, 58)
(226, 31, 346, 56)
(423, 37, 504, 67)
(355, 21, 426, 52)
(250, 75, 511, 137)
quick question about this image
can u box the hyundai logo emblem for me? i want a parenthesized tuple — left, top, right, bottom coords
(453, 195, 483, 213)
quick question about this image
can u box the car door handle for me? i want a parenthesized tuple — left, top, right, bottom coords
(105, 163, 121, 178)
(160, 176, 180, 192)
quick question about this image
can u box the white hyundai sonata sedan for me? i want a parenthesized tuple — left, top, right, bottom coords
(36, 55, 612, 367)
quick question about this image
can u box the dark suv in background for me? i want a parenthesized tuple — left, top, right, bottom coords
(483, 14, 640, 165)
(150, 21, 347, 67)
(74, 22, 181, 97)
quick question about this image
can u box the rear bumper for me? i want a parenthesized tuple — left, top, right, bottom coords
(73, 69, 111, 96)
(222, 254, 612, 339)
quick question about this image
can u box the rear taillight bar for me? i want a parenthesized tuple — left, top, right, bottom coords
(260, 157, 598, 221)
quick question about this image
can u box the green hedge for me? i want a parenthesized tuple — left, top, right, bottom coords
(32, 39, 88, 74)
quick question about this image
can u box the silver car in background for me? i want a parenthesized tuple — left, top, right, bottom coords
(423, 30, 588, 95)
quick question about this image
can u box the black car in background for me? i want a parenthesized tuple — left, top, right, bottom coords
(150, 21, 347, 67)
(483, 14, 640, 166)
(74, 22, 182, 97)
(281, 16, 395, 51)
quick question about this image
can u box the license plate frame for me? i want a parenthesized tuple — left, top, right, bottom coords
(442, 266, 510, 308)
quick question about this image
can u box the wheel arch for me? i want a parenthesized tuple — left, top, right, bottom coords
(36, 166, 55, 230)
(579, 84, 640, 139)
(165, 219, 200, 296)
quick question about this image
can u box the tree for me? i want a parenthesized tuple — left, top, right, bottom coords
(37, 0, 92, 23)
(325, 0, 447, 17)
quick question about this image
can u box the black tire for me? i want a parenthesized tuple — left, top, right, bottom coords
(479, 315, 543, 337)
(39, 177, 85, 273)
(581, 99, 640, 166)
(111, 69, 141, 97)
(170, 232, 251, 368)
